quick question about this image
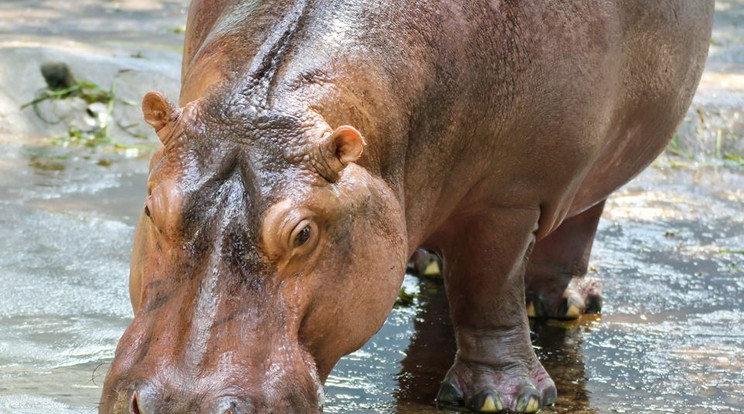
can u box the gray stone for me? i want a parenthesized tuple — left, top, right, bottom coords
(0, 45, 181, 146)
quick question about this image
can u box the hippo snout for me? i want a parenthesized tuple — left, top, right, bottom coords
(123, 383, 253, 414)
(100, 341, 325, 413)
(108, 380, 321, 414)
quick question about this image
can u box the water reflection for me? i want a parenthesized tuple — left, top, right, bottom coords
(392, 276, 597, 413)
(531, 321, 595, 414)
(394, 277, 455, 413)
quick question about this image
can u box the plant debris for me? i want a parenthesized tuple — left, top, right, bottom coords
(21, 62, 155, 161)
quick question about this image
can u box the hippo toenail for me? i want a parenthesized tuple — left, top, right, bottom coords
(470, 391, 503, 412)
(542, 385, 557, 406)
(585, 293, 602, 314)
(480, 394, 503, 412)
(515, 387, 541, 413)
(436, 382, 463, 405)
(565, 303, 581, 319)
(423, 260, 441, 276)
(558, 296, 584, 320)
(525, 396, 540, 412)
(526, 294, 545, 318)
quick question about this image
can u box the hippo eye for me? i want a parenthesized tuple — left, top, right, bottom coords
(295, 225, 311, 246)
(286, 218, 318, 257)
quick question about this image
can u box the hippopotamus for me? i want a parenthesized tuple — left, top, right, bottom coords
(100, 0, 713, 412)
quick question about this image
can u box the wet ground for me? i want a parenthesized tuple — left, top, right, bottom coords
(0, 1, 743, 413)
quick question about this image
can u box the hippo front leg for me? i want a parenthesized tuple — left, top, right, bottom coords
(431, 208, 557, 413)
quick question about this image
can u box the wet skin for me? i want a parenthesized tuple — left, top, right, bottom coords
(100, 1, 713, 413)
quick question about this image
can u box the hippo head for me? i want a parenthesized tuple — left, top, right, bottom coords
(100, 90, 407, 413)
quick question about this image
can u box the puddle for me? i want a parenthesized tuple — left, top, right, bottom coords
(0, 0, 742, 413)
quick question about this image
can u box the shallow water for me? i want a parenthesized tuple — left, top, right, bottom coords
(1, 0, 743, 413)
(1, 141, 742, 414)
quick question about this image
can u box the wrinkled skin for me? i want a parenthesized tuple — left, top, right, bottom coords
(100, 1, 713, 413)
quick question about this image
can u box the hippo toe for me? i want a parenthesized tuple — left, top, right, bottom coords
(436, 357, 557, 413)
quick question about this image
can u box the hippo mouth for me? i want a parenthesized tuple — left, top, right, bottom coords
(101, 308, 327, 414)
(103, 365, 325, 414)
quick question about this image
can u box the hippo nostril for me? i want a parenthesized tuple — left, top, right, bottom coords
(214, 397, 253, 414)
(126, 383, 161, 414)
(130, 391, 141, 414)
(218, 402, 238, 414)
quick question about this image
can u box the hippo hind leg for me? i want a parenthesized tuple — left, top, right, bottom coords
(431, 207, 557, 413)
(525, 200, 605, 320)
(412, 198, 604, 321)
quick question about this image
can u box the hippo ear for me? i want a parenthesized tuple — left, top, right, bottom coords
(142, 92, 181, 141)
(313, 125, 367, 181)
(322, 125, 366, 165)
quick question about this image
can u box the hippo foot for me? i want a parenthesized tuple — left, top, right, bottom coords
(408, 248, 442, 277)
(436, 358, 557, 413)
(526, 276, 602, 320)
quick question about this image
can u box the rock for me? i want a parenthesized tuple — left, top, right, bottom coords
(40, 62, 77, 91)
(0, 45, 181, 146)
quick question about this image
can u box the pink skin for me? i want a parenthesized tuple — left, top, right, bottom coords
(101, 0, 713, 412)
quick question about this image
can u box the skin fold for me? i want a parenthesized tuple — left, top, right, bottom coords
(100, 1, 713, 413)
